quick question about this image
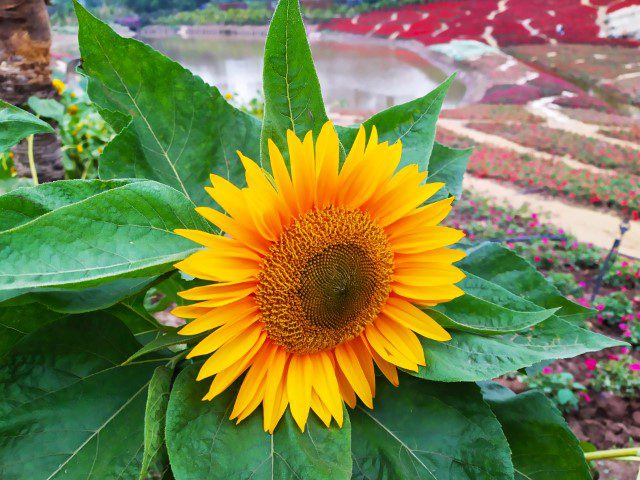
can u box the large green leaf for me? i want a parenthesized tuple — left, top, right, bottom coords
(460, 243, 592, 323)
(409, 243, 622, 381)
(337, 76, 454, 171)
(166, 365, 352, 480)
(139, 365, 173, 480)
(27, 96, 64, 123)
(350, 376, 514, 480)
(74, 2, 260, 204)
(0, 99, 53, 150)
(0, 179, 207, 299)
(0, 303, 65, 358)
(260, 0, 329, 165)
(426, 141, 471, 202)
(482, 384, 591, 480)
(430, 272, 558, 335)
(0, 314, 158, 479)
(124, 328, 206, 364)
(417, 317, 623, 382)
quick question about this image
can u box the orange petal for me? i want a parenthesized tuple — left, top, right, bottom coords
(334, 342, 373, 408)
(383, 296, 452, 341)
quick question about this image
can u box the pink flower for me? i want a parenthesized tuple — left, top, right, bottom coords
(596, 304, 604, 312)
(579, 391, 592, 403)
(534, 256, 541, 262)
(629, 364, 640, 371)
(542, 367, 553, 374)
(621, 347, 630, 354)
(584, 358, 598, 371)
(623, 330, 632, 337)
(607, 354, 619, 361)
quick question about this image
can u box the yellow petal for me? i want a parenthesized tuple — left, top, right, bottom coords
(177, 281, 256, 301)
(334, 342, 373, 408)
(314, 121, 339, 208)
(375, 316, 426, 366)
(174, 249, 259, 283)
(313, 352, 344, 427)
(268, 139, 297, 219)
(364, 323, 419, 371)
(263, 348, 288, 432)
(334, 360, 357, 409)
(288, 129, 315, 214)
(394, 248, 467, 265)
(287, 354, 313, 432)
(310, 391, 332, 428)
(393, 263, 466, 287)
(383, 296, 452, 341)
(196, 322, 265, 380)
(173, 230, 261, 261)
(366, 337, 399, 387)
(187, 313, 258, 358)
(390, 226, 466, 254)
(392, 283, 465, 304)
(201, 331, 265, 401)
(231, 345, 277, 419)
(385, 196, 455, 239)
(195, 207, 269, 255)
(351, 337, 376, 397)
(178, 297, 257, 335)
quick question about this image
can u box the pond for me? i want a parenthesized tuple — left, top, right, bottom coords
(140, 36, 466, 113)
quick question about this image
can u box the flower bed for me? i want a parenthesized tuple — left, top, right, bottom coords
(466, 121, 640, 175)
(601, 125, 640, 144)
(560, 108, 636, 127)
(436, 128, 640, 220)
(441, 104, 544, 123)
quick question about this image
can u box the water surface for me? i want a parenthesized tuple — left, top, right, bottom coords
(141, 36, 465, 112)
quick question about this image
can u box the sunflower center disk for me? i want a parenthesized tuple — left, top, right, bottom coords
(256, 207, 393, 353)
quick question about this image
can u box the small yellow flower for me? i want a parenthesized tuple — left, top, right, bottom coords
(72, 129, 79, 136)
(224, 93, 233, 100)
(52, 79, 66, 95)
(172, 122, 466, 434)
(9, 152, 14, 159)
(70, 92, 77, 99)
(76, 144, 84, 153)
(10, 166, 16, 175)
(98, 147, 103, 154)
(85, 133, 92, 139)
(68, 105, 79, 115)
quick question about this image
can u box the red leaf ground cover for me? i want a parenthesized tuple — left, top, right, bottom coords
(321, 0, 640, 47)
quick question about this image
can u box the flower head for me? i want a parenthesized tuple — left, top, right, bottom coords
(172, 122, 466, 433)
(52, 79, 66, 95)
(584, 358, 598, 371)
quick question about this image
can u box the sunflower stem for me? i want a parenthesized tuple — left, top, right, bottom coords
(584, 448, 640, 461)
(27, 134, 39, 186)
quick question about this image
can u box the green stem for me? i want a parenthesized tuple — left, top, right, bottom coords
(584, 448, 640, 461)
(27, 134, 38, 185)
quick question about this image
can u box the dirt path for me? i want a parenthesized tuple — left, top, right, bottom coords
(528, 96, 640, 150)
(463, 176, 640, 258)
(439, 118, 612, 174)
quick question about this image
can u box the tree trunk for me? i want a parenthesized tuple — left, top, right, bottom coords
(0, 0, 64, 182)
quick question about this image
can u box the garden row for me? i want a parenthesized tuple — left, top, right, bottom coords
(436, 128, 640, 221)
(466, 121, 640, 175)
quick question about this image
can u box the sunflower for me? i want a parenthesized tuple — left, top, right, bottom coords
(172, 121, 466, 433)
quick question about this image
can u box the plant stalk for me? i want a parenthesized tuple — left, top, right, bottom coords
(584, 448, 640, 461)
(27, 134, 39, 185)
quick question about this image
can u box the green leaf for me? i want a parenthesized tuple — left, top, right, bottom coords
(483, 386, 591, 480)
(415, 315, 623, 382)
(260, 0, 329, 165)
(0, 99, 53, 150)
(0, 179, 128, 231)
(124, 328, 206, 364)
(27, 96, 64, 123)
(350, 376, 514, 480)
(165, 365, 352, 480)
(460, 243, 592, 323)
(0, 303, 64, 358)
(426, 141, 471, 201)
(430, 272, 559, 335)
(140, 365, 173, 480)
(338, 75, 454, 171)
(0, 179, 207, 298)
(74, 2, 260, 204)
(0, 314, 158, 479)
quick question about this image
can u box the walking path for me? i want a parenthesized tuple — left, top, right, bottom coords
(463, 176, 640, 258)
